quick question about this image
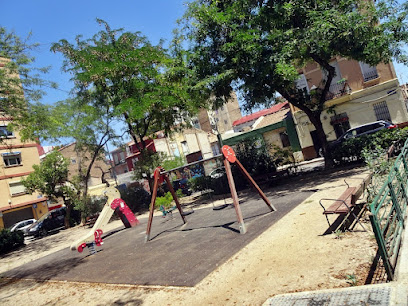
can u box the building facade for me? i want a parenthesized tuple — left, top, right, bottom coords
(0, 117, 48, 229)
(196, 92, 242, 134)
(292, 58, 408, 160)
(58, 143, 112, 187)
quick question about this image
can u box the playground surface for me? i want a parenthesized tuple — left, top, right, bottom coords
(0, 166, 379, 305)
(2, 190, 312, 286)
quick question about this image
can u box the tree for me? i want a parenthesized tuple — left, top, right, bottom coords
(21, 151, 78, 228)
(183, 0, 408, 168)
(51, 19, 208, 184)
(24, 97, 122, 219)
(0, 27, 56, 137)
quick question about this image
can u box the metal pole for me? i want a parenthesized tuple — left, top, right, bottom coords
(223, 156, 246, 234)
(164, 175, 186, 224)
(145, 173, 160, 243)
(235, 159, 276, 212)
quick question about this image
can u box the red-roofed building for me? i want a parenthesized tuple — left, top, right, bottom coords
(232, 102, 290, 132)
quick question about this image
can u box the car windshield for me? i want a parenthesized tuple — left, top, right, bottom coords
(36, 211, 53, 223)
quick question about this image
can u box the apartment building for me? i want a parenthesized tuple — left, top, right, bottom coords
(0, 117, 48, 229)
(58, 142, 112, 187)
(292, 58, 408, 160)
(195, 92, 242, 134)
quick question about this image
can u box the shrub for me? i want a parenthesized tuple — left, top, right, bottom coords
(331, 127, 408, 164)
(155, 192, 174, 209)
(189, 176, 213, 192)
(235, 139, 277, 176)
(120, 185, 152, 214)
(0, 229, 24, 255)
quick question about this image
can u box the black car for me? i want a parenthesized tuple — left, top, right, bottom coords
(321, 120, 397, 155)
(26, 207, 67, 237)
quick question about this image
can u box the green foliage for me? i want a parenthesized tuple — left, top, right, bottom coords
(189, 176, 212, 192)
(155, 192, 174, 209)
(132, 149, 167, 181)
(176, 188, 185, 199)
(270, 145, 295, 167)
(51, 19, 208, 164)
(21, 151, 70, 202)
(75, 196, 107, 219)
(0, 229, 24, 255)
(235, 139, 277, 176)
(183, 0, 408, 167)
(162, 156, 185, 171)
(119, 185, 151, 214)
(346, 274, 358, 286)
(0, 27, 56, 140)
(332, 128, 408, 164)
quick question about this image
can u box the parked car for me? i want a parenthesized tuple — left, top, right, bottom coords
(26, 207, 67, 237)
(321, 120, 397, 155)
(209, 167, 226, 179)
(9, 219, 36, 235)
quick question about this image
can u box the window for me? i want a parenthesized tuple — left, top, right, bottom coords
(295, 74, 309, 94)
(9, 181, 26, 196)
(191, 118, 201, 129)
(330, 113, 350, 138)
(181, 141, 189, 155)
(0, 126, 13, 137)
(211, 143, 220, 155)
(279, 132, 291, 148)
(3, 152, 22, 166)
(322, 61, 342, 84)
(373, 101, 391, 122)
(359, 61, 378, 82)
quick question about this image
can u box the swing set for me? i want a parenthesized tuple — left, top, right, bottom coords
(144, 145, 277, 242)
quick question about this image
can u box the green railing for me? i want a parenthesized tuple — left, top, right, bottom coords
(369, 138, 408, 280)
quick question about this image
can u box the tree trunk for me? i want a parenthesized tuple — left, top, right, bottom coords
(64, 203, 73, 228)
(308, 112, 334, 169)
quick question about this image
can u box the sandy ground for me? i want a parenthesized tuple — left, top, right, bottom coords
(0, 167, 379, 305)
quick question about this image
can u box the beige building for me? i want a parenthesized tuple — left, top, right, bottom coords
(154, 128, 219, 162)
(291, 58, 408, 160)
(58, 143, 112, 187)
(0, 117, 48, 229)
(196, 92, 242, 134)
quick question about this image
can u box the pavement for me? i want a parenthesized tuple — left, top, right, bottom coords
(1, 189, 313, 287)
(263, 161, 408, 306)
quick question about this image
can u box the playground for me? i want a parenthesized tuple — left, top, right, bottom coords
(0, 166, 379, 305)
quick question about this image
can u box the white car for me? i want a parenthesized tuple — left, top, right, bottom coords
(9, 219, 36, 234)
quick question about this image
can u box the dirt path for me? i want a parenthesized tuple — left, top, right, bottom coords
(0, 167, 378, 305)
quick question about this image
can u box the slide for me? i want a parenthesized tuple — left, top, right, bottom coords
(70, 186, 139, 253)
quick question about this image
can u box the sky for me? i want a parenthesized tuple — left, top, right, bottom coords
(1, 0, 408, 125)
(0, 0, 188, 105)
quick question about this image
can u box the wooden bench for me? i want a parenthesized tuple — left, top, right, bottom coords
(319, 174, 373, 232)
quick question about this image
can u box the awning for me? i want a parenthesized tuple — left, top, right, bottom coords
(2, 151, 21, 156)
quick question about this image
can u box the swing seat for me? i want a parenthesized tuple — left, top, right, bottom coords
(213, 204, 230, 210)
(181, 209, 194, 216)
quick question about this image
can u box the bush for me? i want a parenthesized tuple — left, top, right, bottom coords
(75, 196, 107, 220)
(235, 139, 277, 176)
(331, 127, 408, 164)
(0, 229, 24, 255)
(120, 185, 152, 214)
(155, 192, 174, 209)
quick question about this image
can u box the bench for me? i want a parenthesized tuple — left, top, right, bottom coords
(319, 175, 372, 232)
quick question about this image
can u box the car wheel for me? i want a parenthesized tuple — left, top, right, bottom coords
(40, 228, 47, 237)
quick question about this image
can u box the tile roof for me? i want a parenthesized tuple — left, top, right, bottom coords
(232, 102, 289, 127)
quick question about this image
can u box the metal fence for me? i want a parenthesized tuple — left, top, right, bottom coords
(369, 138, 408, 280)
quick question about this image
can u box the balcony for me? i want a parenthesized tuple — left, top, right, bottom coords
(325, 80, 351, 101)
(362, 69, 379, 82)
